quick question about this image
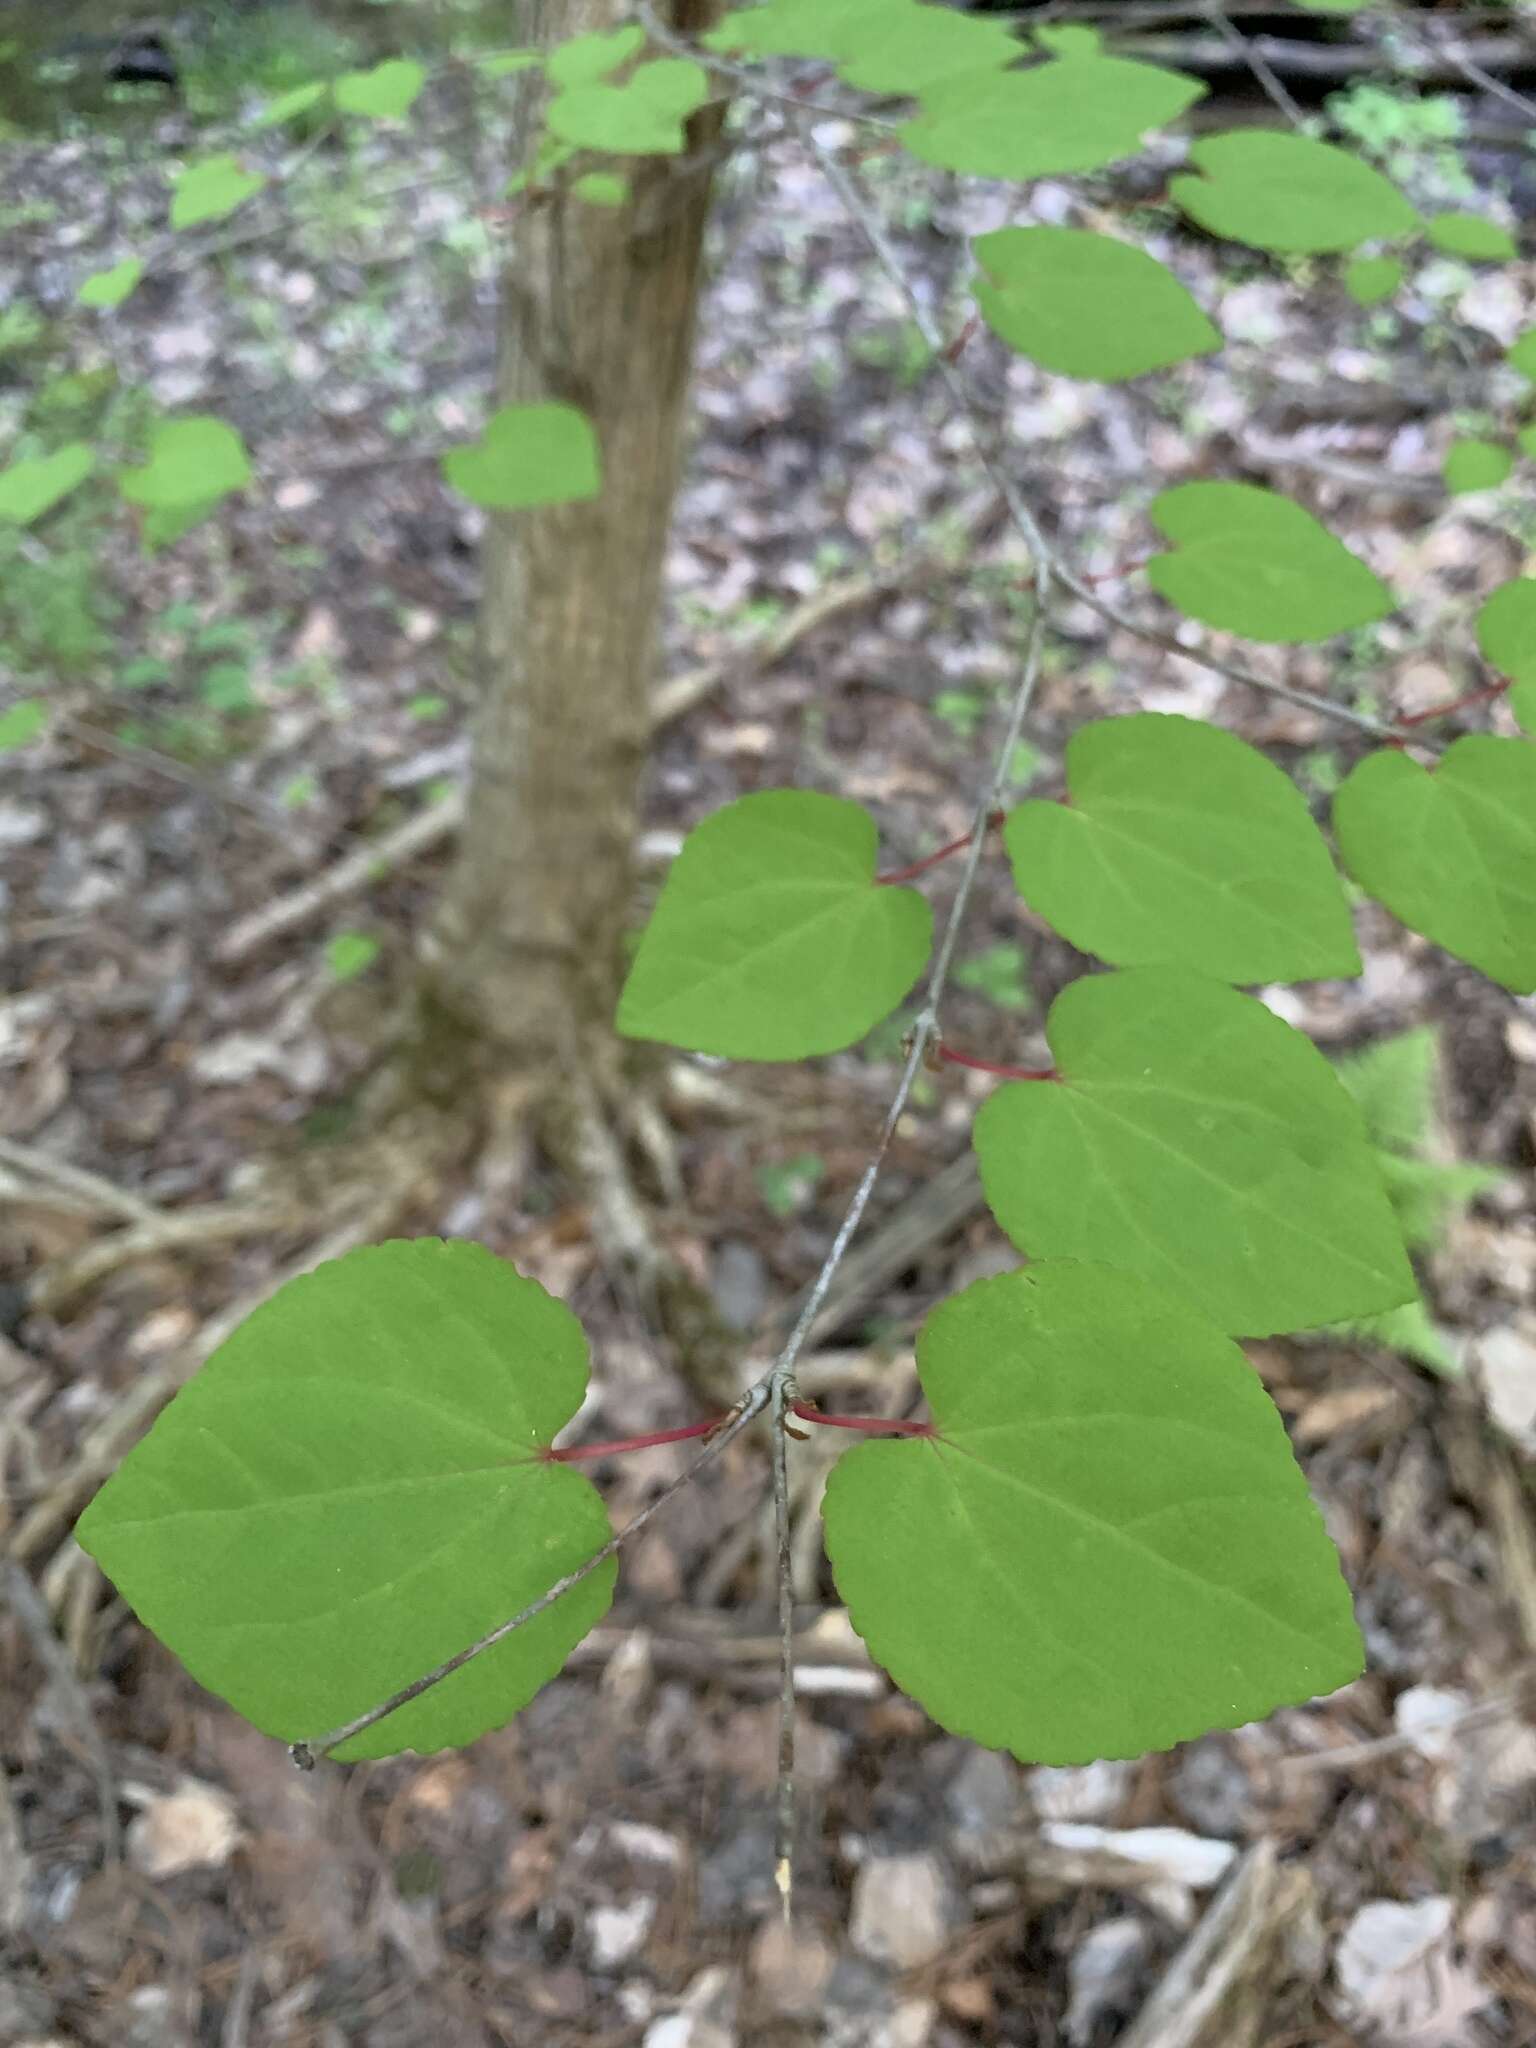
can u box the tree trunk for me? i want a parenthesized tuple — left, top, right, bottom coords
(421, 0, 726, 1099)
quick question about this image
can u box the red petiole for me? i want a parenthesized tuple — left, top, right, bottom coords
(877, 809, 1005, 886)
(791, 1400, 936, 1438)
(937, 1043, 1057, 1082)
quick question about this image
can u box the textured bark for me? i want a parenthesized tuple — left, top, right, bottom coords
(423, 0, 725, 1081)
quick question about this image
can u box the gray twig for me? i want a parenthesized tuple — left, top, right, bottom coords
(2, 1559, 121, 1863)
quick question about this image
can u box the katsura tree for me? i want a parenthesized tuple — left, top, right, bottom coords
(8, 0, 1534, 1898)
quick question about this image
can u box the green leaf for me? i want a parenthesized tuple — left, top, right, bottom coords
(971, 227, 1219, 382)
(572, 171, 629, 207)
(0, 698, 47, 751)
(170, 154, 267, 231)
(1290, 0, 1368, 11)
(1512, 682, 1536, 736)
(546, 25, 644, 88)
(1511, 330, 1536, 381)
(1032, 23, 1103, 56)
(326, 932, 380, 982)
(407, 693, 449, 720)
(476, 50, 542, 78)
(119, 419, 251, 510)
(1146, 482, 1393, 644)
(1444, 439, 1513, 494)
(440, 403, 601, 511)
(1333, 737, 1536, 992)
(706, 0, 1020, 89)
(76, 1240, 615, 1759)
(972, 968, 1415, 1336)
(548, 59, 710, 157)
(77, 257, 144, 309)
(334, 60, 426, 120)
(141, 498, 222, 552)
(703, 0, 885, 59)
(617, 790, 933, 1061)
(835, 6, 1022, 93)
(1171, 132, 1417, 254)
(1003, 714, 1361, 983)
(1332, 1027, 1437, 1158)
(201, 662, 254, 711)
(1519, 421, 1536, 461)
(1476, 578, 1536, 688)
(254, 80, 330, 127)
(901, 57, 1205, 182)
(822, 1262, 1364, 1765)
(1424, 213, 1516, 261)
(0, 442, 93, 525)
(1333, 1296, 1458, 1376)
(1344, 254, 1403, 306)
(1374, 1149, 1504, 1253)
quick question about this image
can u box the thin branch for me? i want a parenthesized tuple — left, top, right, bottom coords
(291, 1377, 774, 1765)
(0, 1137, 160, 1226)
(1199, 0, 1308, 128)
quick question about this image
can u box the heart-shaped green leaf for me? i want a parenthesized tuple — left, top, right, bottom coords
(119, 419, 251, 511)
(1444, 440, 1512, 495)
(822, 1262, 1364, 1764)
(440, 403, 601, 511)
(548, 59, 710, 156)
(546, 25, 645, 88)
(254, 80, 330, 127)
(170, 154, 267, 231)
(617, 790, 933, 1060)
(1146, 481, 1394, 644)
(76, 1239, 615, 1760)
(0, 699, 48, 752)
(1004, 713, 1360, 982)
(1476, 578, 1536, 689)
(901, 56, 1205, 182)
(334, 60, 426, 119)
(835, 5, 1021, 92)
(1171, 132, 1417, 253)
(971, 227, 1219, 382)
(1424, 213, 1516, 262)
(0, 443, 94, 525)
(973, 968, 1414, 1335)
(77, 257, 144, 309)
(1333, 738, 1536, 993)
(1344, 254, 1403, 306)
(1511, 331, 1536, 382)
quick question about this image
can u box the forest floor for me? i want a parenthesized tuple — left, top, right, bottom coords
(3, 40, 1536, 2048)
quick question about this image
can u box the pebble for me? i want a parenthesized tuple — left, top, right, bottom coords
(849, 1852, 953, 1970)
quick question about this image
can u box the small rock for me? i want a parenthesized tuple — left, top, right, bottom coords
(643, 1965, 739, 2048)
(1065, 1916, 1150, 2046)
(1028, 1758, 1132, 1823)
(1394, 1686, 1471, 1763)
(749, 1916, 835, 2018)
(1334, 1897, 1493, 2043)
(850, 1852, 953, 1970)
(1042, 1822, 1237, 1891)
(589, 1896, 655, 1970)
(1474, 1323, 1536, 1453)
(125, 1782, 242, 1879)
(946, 1747, 1023, 1835)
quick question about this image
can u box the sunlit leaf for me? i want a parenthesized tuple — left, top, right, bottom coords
(546, 25, 644, 88)
(1003, 713, 1360, 982)
(326, 933, 380, 982)
(77, 257, 144, 309)
(823, 1262, 1364, 1764)
(119, 419, 251, 510)
(1334, 738, 1536, 992)
(1444, 439, 1512, 494)
(0, 443, 94, 525)
(973, 968, 1415, 1335)
(617, 790, 933, 1060)
(1146, 481, 1393, 643)
(548, 58, 710, 156)
(334, 60, 426, 119)
(76, 1239, 616, 1760)
(1476, 578, 1536, 688)
(254, 81, 329, 127)
(440, 402, 601, 510)
(902, 56, 1205, 182)
(1172, 132, 1416, 253)
(1424, 212, 1516, 261)
(1344, 254, 1402, 306)
(0, 699, 48, 751)
(972, 227, 1219, 382)
(170, 153, 267, 231)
